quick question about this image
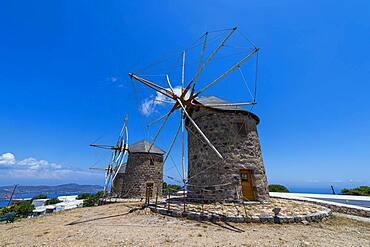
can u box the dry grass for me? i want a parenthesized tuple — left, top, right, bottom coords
(0, 202, 369, 247)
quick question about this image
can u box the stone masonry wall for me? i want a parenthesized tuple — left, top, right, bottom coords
(187, 106, 269, 202)
(112, 153, 163, 198)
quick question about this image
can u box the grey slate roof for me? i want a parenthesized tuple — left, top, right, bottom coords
(195, 96, 243, 111)
(129, 140, 165, 155)
(194, 96, 260, 123)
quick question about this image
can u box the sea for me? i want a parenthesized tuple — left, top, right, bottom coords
(0, 192, 84, 208)
(0, 187, 345, 208)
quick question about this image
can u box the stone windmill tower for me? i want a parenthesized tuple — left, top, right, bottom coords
(186, 96, 269, 202)
(112, 140, 165, 198)
(129, 27, 269, 203)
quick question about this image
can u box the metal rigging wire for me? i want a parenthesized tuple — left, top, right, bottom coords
(238, 67, 254, 99)
(237, 29, 257, 49)
(133, 31, 227, 75)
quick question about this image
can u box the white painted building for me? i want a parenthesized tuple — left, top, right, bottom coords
(32, 195, 84, 217)
(31, 199, 48, 207)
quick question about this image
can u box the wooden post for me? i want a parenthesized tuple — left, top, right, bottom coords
(168, 189, 171, 211)
(242, 201, 248, 218)
(155, 188, 158, 209)
(183, 189, 186, 213)
(201, 189, 204, 214)
(148, 191, 150, 206)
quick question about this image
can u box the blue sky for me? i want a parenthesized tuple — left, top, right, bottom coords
(0, 1, 369, 192)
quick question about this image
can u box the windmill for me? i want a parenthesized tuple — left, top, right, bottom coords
(90, 114, 129, 196)
(129, 27, 259, 186)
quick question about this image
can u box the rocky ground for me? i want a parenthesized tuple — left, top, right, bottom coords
(0, 201, 369, 247)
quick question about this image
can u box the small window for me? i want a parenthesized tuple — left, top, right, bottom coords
(234, 122, 248, 137)
(241, 173, 249, 181)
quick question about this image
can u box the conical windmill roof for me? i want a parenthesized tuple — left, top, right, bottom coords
(194, 96, 260, 123)
(129, 140, 165, 155)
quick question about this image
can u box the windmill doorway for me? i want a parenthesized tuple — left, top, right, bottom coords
(145, 182, 154, 198)
(240, 169, 255, 201)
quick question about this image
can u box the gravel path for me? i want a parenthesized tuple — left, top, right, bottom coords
(0, 202, 369, 247)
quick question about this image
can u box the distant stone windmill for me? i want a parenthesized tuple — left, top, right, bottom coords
(90, 114, 129, 196)
(112, 140, 165, 199)
(129, 27, 269, 202)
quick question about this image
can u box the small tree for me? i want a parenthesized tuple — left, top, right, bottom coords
(0, 204, 17, 215)
(82, 191, 104, 207)
(45, 198, 62, 205)
(341, 186, 370, 196)
(162, 182, 182, 194)
(268, 184, 289, 193)
(1, 200, 34, 218)
(32, 194, 48, 201)
(77, 193, 91, 200)
(15, 201, 35, 217)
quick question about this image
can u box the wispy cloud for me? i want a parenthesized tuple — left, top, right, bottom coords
(0, 152, 96, 180)
(109, 76, 118, 83)
(139, 86, 190, 116)
(139, 98, 156, 116)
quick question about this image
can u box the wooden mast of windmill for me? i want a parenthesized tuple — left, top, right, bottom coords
(129, 27, 259, 184)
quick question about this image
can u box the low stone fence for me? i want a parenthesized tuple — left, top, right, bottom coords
(320, 203, 369, 218)
(148, 198, 332, 224)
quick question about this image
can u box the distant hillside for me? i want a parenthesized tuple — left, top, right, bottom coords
(0, 183, 103, 198)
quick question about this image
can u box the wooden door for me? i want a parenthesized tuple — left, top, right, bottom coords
(145, 182, 154, 198)
(240, 169, 255, 200)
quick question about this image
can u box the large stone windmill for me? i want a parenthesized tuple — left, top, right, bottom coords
(129, 27, 269, 202)
(186, 96, 269, 202)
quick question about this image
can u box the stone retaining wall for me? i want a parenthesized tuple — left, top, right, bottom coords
(149, 205, 332, 224)
(322, 203, 369, 218)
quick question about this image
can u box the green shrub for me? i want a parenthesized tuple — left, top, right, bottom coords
(82, 191, 104, 207)
(0, 204, 17, 215)
(82, 197, 96, 207)
(45, 198, 62, 205)
(341, 186, 370, 196)
(95, 191, 104, 198)
(1, 201, 34, 218)
(32, 194, 48, 200)
(268, 184, 289, 193)
(162, 182, 182, 194)
(77, 193, 91, 200)
(15, 201, 35, 217)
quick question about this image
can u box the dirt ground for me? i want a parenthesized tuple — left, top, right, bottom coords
(0, 202, 369, 247)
